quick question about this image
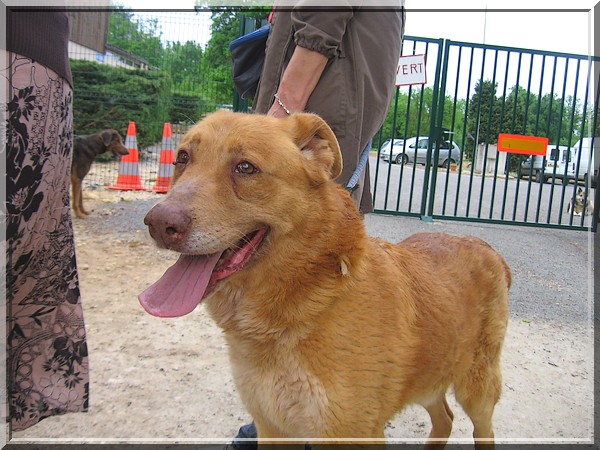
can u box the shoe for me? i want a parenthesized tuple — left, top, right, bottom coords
(230, 422, 312, 449)
(230, 422, 257, 450)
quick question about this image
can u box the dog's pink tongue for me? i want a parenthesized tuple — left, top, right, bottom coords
(138, 253, 222, 318)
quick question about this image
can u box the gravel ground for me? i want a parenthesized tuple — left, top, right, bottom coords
(8, 188, 596, 446)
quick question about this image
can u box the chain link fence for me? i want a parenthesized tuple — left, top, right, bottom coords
(69, 9, 227, 191)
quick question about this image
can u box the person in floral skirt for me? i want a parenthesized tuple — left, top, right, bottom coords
(5, 7, 90, 431)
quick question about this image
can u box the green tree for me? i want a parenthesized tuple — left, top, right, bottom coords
(405, 86, 434, 138)
(108, 6, 165, 68)
(562, 95, 584, 144)
(585, 100, 600, 138)
(533, 93, 582, 145)
(204, 11, 240, 68)
(440, 96, 467, 152)
(376, 87, 433, 144)
(500, 85, 537, 135)
(166, 40, 204, 93)
(467, 80, 498, 148)
(71, 60, 171, 148)
(163, 40, 208, 123)
(201, 8, 270, 105)
(376, 90, 409, 145)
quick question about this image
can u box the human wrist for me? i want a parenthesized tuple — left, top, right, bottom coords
(273, 93, 292, 115)
(274, 88, 307, 113)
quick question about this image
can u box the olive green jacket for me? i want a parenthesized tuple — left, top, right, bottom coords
(253, 3, 405, 213)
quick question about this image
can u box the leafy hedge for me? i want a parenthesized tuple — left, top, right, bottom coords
(71, 59, 172, 149)
(170, 92, 214, 125)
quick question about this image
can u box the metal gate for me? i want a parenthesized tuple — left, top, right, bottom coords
(372, 36, 599, 231)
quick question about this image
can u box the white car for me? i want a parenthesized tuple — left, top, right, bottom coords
(380, 136, 461, 168)
(379, 139, 404, 164)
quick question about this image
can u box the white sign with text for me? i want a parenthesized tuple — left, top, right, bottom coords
(395, 54, 427, 86)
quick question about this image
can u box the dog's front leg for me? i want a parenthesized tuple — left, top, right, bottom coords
(76, 179, 91, 216)
(78, 191, 91, 216)
(71, 176, 87, 218)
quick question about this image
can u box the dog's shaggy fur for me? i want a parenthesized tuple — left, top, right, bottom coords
(567, 186, 594, 216)
(140, 111, 511, 448)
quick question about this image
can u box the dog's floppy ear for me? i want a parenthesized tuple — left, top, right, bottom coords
(288, 113, 343, 181)
(101, 130, 112, 147)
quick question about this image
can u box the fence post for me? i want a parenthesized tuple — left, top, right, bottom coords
(421, 38, 446, 222)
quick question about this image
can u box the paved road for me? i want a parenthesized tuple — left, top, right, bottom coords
(370, 155, 596, 228)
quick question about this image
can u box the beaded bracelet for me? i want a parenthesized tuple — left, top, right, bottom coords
(273, 93, 291, 115)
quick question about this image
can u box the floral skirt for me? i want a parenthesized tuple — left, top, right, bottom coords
(4, 52, 89, 431)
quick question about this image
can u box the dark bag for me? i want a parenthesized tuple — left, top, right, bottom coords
(229, 24, 270, 99)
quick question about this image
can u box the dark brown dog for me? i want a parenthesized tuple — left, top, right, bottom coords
(71, 130, 129, 218)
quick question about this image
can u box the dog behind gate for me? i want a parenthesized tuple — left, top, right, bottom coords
(567, 186, 594, 216)
(139, 111, 511, 448)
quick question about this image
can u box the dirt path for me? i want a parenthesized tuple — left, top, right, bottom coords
(9, 189, 594, 445)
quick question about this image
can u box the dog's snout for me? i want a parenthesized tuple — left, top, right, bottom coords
(112, 144, 129, 157)
(144, 202, 192, 249)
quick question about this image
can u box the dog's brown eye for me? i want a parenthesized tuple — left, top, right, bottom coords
(235, 161, 258, 175)
(174, 151, 190, 166)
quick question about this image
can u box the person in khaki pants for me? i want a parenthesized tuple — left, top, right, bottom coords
(253, 3, 405, 214)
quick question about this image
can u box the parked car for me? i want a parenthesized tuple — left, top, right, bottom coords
(379, 138, 404, 163)
(543, 138, 597, 187)
(520, 155, 544, 181)
(380, 136, 461, 168)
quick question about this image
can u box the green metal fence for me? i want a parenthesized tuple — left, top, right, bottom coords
(372, 36, 599, 231)
(71, 9, 599, 232)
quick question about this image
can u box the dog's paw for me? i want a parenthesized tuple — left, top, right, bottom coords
(73, 209, 89, 219)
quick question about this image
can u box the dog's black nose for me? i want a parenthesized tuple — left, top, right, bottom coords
(144, 202, 192, 250)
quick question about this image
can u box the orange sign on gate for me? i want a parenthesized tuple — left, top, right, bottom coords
(497, 134, 549, 156)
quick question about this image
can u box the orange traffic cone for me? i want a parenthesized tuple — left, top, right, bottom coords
(152, 123, 175, 193)
(108, 121, 145, 191)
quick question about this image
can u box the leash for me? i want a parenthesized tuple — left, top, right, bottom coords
(345, 140, 372, 192)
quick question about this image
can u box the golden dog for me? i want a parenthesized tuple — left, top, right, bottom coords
(139, 111, 511, 448)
